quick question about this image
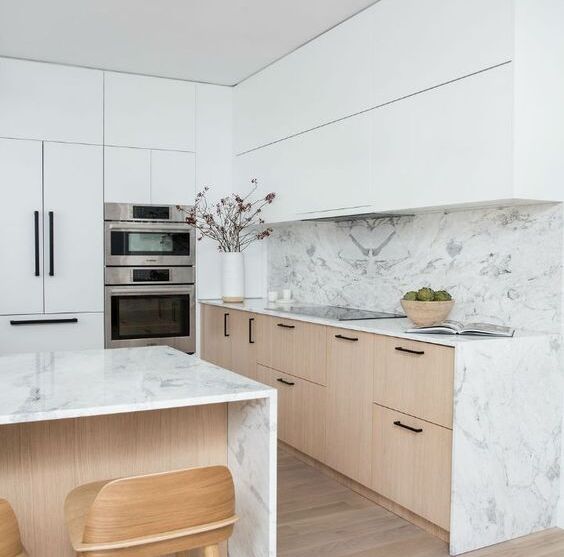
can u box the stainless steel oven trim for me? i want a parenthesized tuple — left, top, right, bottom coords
(104, 221, 196, 267)
(104, 284, 196, 353)
(104, 202, 191, 223)
(105, 266, 195, 286)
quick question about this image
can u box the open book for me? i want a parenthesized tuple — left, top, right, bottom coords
(406, 320, 515, 337)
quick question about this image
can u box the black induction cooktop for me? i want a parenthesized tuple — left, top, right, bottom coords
(267, 304, 405, 321)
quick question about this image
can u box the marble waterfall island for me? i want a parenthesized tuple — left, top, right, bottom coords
(0, 346, 277, 557)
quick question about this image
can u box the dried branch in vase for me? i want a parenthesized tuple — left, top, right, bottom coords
(177, 179, 276, 252)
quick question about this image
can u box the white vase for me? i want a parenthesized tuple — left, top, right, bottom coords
(221, 252, 245, 303)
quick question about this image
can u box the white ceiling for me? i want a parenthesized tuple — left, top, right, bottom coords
(0, 0, 377, 86)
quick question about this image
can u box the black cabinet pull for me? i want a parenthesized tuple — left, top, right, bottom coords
(335, 334, 359, 342)
(48, 211, 54, 276)
(277, 378, 295, 386)
(395, 346, 425, 355)
(277, 323, 295, 329)
(34, 211, 40, 276)
(393, 420, 423, 433)
(223, 313, 230, 337)
(10, 318, 79, 326)
(248, 317, 255, 344)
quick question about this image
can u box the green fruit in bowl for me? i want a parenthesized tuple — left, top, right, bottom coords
(403, 291, 418, 301)
(416, 287, 435, 302)
(434, 290, 452, 301)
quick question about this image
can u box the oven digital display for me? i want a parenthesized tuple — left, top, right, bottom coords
(132, 206, 170, 220)
(132, 269, 170, 282)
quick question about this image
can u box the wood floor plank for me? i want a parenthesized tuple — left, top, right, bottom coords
(277, 448, 564, 557)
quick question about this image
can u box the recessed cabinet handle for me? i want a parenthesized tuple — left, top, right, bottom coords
(34, 211, 40, 277)
(395, 346, 425, 355)
(223, 313, 230, 337)
(249, 317, 255, 344)
(10, 318, 79, 326)
(277, 323, 295, 329)
(277, 378, 295, 386)
(393, 420, 423, 433)
(335, 334, 359, 342)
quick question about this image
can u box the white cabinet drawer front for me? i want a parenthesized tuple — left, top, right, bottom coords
(374, 336, 454, 428)
(372, 404, 452, 531)
(0, 58, 103, 144)
(0, 313, 104, 354)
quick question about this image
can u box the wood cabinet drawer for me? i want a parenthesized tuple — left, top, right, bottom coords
(326, 327, 374, 485)
(372, 404, 452, 531)
(374, 336, 454, 428)
(258, 316, 327, 385)
(257, 364, 326, 462)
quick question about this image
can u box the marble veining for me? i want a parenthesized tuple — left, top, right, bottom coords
(267, 203, 563, 333)
(0, 346, 273, 425)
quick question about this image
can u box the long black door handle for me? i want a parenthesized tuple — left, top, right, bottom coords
(48, 211, 54, 276)
(10, 318, 79, 326)
(34, 211, 40, 276)
(277, 378, 295, 386)
(223, 313, 230, 337)
(393, 420, 423, 433)
(249, 317, 255, 344)
(395, 346, 425, 355)
(277, 323, 295, 329)
(335, 334, 359, 342)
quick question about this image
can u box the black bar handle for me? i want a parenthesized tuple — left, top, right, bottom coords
(393, 420, 423, 433)
(10, 318, 79, 326)
(335, 334, 359, 342)
(395, 346, 425, 355)
(34, 211, 40, 276)
(223, 313, 230, 337)
(48, 211, 54, 276)
(277, 323, 295, 329)
(248, 317, 255, 344)
(277, 378, 295, 386)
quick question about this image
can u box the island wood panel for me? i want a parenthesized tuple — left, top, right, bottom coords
(325, 327, 375, 486)
(202, 304, 232, 369)
(372, 404, 452, 531)
(0, 405, 227, 557)
(258, 316, 327, 386)
(374, 335, 454, 429)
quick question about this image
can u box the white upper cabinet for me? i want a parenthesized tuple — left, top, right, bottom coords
(0, 138, 44, 315)
(0, 58, 103, 144)
(43, 142, 103, 313)
(150, 150, 195, 206)
(104, 72, 196, 151)
(104, 147, 151, 204)
(371, 64, 513, 211)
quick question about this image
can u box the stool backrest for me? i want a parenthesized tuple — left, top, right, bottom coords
(0, 499, 24, 557)
(82, 465, 235, 544)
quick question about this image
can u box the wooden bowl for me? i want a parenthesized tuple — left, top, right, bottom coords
(400, 299, 455, 327)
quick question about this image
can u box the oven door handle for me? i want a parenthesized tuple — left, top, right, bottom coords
(105, 222, 191, 233)
(107, 286, 194, 295)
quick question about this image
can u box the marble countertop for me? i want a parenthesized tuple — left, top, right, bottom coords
(199, 298, 549, 347)
(0, 346, 274, 425)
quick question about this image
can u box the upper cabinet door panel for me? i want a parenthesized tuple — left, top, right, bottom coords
(104, 146, 151, 204)
(369, 0, 513, 107)
(0, 138, 44, 315)
(371, 64, 513, 211)
(104, 72, 196, 151)
(150, 150, 195, 206)
(0, 58, 103, 144)
(234, 11, 373, 154)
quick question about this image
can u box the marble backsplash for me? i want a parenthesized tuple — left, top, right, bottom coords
(267, 203, 563, 332)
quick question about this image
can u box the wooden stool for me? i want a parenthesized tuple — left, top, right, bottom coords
(64, 466, 238, 557)
(0, 498, 28, 557)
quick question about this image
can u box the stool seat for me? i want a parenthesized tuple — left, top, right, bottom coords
(64, 466, 238, 557)
(0, 499, 28, 557)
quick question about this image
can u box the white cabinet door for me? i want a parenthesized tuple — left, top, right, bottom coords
(104, 72, 196, 151)
(43, 142, 103, 313)
(0, 58, 103, 144)
(0, 313, 104, 354)
(0, 138, 44, 315)
(150, 150, 195, 205)
(104, 147, 151, 203)
(371, 64, 513, 211)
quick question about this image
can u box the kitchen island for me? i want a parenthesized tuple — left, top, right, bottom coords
(0, 346, 277, 557)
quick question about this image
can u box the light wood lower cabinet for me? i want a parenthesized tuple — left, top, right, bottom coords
(371, 404, 452, 531)
(325, 327, 374, 486)
(201, 304, 232, 369)
(257, 364, 326, 462)
(231, 311, 260, 380)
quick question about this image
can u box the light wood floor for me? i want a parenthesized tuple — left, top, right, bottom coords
(277, 448, 564, 557)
